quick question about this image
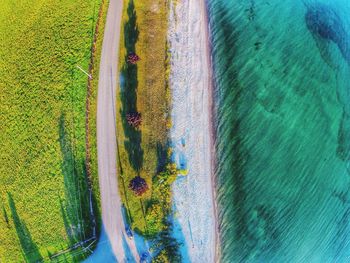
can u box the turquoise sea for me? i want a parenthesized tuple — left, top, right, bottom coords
(209, 0, 350, 262)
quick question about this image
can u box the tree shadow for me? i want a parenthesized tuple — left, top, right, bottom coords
(8, 193, 43, 262)
(120, 0, 143, 171)
(124, 0, 139, 53)
(58, 114, 95, 247)
(2, 204, 10, 227)
(153, 217, 181, 262)
(156, 142, 167, 173)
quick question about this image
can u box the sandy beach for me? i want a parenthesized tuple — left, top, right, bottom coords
(168, 0, 218, 261)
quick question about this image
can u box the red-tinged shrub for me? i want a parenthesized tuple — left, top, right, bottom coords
(126, 112, 142, 128)
(129, 176, 148, 196)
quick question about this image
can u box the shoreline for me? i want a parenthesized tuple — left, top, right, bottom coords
(168, 0, 219, 261)
(201, 0, 221, 261)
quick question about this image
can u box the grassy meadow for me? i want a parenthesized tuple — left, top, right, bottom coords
(117, 0, 180, 261)
(0, 0, 108, 261)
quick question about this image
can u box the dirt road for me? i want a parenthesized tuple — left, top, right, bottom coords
(95, 0, 140, 262)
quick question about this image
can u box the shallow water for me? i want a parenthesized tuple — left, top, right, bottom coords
(208, 0, 350, 262)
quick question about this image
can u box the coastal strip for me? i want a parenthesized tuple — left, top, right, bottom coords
(169, 0, 218, 261)
(203, 0, 221, 260)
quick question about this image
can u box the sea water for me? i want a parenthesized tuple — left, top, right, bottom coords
(208, 0, 350, 262)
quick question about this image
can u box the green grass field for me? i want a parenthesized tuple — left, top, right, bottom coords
(0, 0, 108, 261)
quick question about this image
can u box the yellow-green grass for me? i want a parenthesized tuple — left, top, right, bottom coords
(117, 0, 172, 235)
(0, 0, 108, 261)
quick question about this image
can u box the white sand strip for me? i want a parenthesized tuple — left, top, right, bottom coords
(168, 0, 217, 262)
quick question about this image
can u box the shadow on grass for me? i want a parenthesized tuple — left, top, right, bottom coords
(58, 114, 97, 250)
(2, 205, 10, 227)
(120, 0, 143, 172)
(8, 193, 43, 262)
(156, 142, 168, 173)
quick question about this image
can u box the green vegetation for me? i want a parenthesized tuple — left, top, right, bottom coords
(8, 193, 43, 262)
(146, 164, 178, 236)
(117, 0, 181, 261)
(151, 220, 182, 263)
(0, 0, 108, 261)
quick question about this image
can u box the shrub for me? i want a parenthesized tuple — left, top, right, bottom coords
(145, 202, 164, 235)
(152, 250, 169, 263)
(178, 169, 188, 176)
(126, 112, 142, 128)
(129, 176, 149, 196)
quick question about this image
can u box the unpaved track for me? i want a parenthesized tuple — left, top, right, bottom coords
(96, 0, 139, 262)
